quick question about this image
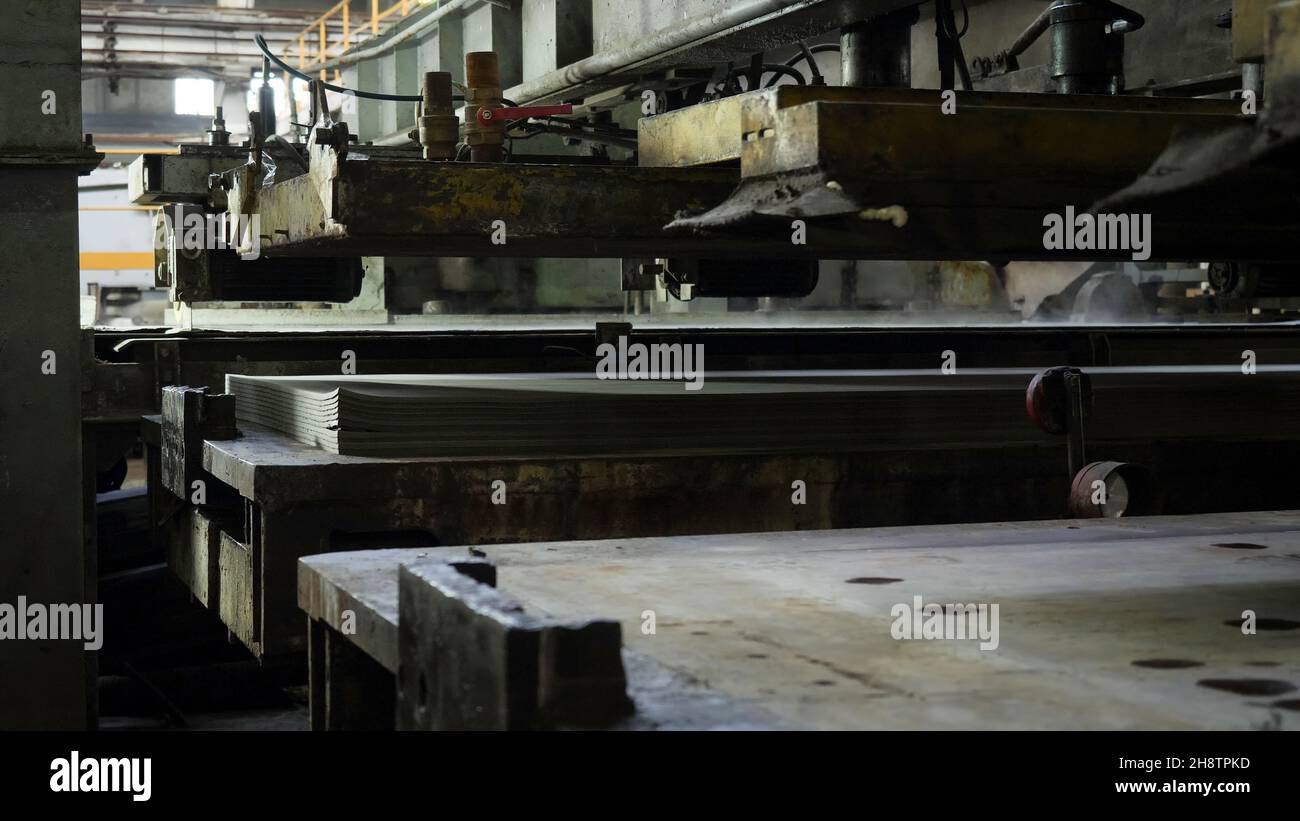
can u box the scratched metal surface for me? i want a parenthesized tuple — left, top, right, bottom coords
(303, 512, 1300, 730)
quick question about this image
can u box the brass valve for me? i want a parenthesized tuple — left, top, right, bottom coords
(418, 71, 458, 161)
(463, 51, 504, 162)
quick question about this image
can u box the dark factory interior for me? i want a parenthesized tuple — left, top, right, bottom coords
(1, 0, 1298, 769)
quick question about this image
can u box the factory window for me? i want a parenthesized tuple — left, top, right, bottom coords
(174, 78, 216, 117)
(246, 72, 298, 125)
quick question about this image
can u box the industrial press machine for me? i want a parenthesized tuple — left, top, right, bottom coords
(43, 0, 1300, 729)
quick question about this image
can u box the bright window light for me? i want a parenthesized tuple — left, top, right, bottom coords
(246, 72, 292, 123)
(174, 78, 216, 117)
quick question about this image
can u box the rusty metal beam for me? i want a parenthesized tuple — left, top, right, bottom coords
(1233, 0, 1287, 63)
(228, 145, 744, 259)
(227, 85, 1275, 262)
(667, 87, 1289, 261)
(639, 87, 877, 168)
(641, 86, 1240, 170)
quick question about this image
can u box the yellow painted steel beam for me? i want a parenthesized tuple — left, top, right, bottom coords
(79, 206, 161, 212)
(80, 252, 154, 270)
(99, 148, 179, 156)
(287, 0, 410, 63)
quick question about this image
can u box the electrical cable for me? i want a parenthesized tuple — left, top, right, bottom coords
(722, 63, 807, 91)
(786, 41, 825, 85)
(760, 63, 809, 88)
(935, 0, 974, 91)
(256, 34, 429, 102)
(940, 0, 970, 40)
(257, 33, 526, 118)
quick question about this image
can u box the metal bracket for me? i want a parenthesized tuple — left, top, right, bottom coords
(1025, 366, 1093, 478)
(397, 558, 632, 730)
(160, 386, 237, 501)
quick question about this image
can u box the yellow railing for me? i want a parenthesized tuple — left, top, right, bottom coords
(291, 0, 427, 81)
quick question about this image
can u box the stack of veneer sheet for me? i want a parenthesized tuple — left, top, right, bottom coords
(225, 371, 1040, 458)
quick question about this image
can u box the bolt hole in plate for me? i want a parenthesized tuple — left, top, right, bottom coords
(1131, 659, 1204, 669)
(1212, 542, 1269, 550)
(1223, 618, 1300, 631)
(845, 577, 903, 585)
(1196, 679, 1297, 697)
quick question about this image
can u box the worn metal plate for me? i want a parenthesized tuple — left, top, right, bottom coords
(641, 86, 1239, 170)
(638, 86, 888, 168)
(229, 147, 741, 259)
(305, 511, 1300, 729)
(473, 513, 1300, 729)
(304, 549, 769, 729)
(668, 90, 1280, 261)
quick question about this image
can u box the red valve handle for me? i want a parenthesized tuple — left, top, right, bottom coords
(476, 104, 574, 124)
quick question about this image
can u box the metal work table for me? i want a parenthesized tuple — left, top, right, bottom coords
(153, 364, 1300, 662)
(171, 420, 1067, 660)
(300, 512, 1300, 730)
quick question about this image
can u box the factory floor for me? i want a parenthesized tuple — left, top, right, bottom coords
(95, 455, 309, 730)
(96, 560, 309, 731)
(100, 701, 308, 732)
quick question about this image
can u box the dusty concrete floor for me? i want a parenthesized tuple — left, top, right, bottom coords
(100, 699, 309, 731)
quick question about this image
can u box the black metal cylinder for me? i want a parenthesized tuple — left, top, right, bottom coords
(1049, 0, 1125, 94)
(840, 7, 919, 88)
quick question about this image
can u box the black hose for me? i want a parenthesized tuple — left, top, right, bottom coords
(760, 63, 808, 88)
(723, 63, 807, 90)
(787, 40, 826, 85)
(784, 43, 840, 72)
(255, 34, 429, 102)
(936, 0, 974, 90)
(941, 0, 970, 40)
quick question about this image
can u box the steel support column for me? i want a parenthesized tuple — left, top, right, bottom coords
(0, 0, 100, 729)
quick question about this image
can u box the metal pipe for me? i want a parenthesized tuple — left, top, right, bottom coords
(1243, 62, 1265, 101)
(82, 13, 332, 28)
(82, 48, 271, 58)
(81, 27, 299, 41)
(506, 0, 824, 104)
(1007, 5, 1052, 59)
(1050, 0, 1128, 94)
(419, 71, 458, 160)
(83, 1, 325, 17)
